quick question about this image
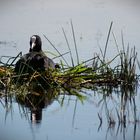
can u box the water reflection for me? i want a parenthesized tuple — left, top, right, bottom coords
(18, 88, 58, 124)
(0, 81, 140, 139)
(104, 120, 138, 140)
(96, 83, 140, 140)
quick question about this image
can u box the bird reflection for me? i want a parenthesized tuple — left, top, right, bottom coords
(16, 84, 58, 124)
(31, 108, 42, 124)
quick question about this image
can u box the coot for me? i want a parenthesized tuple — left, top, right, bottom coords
(15, 35, 55, 74)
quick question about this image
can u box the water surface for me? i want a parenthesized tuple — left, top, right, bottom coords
(0, 0, 140, 140)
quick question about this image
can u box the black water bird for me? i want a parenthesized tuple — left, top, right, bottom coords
(15, 35, 56, 74)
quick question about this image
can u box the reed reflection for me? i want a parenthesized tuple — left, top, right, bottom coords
(97, 83, 139, 140)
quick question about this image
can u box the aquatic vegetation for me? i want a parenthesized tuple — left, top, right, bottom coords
(0, 22, 139, 128)
(0, 41, 138, 101)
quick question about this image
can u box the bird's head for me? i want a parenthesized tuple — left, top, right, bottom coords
(29, 35, 42, 52)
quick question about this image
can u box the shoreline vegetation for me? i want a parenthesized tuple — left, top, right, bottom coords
(0, 22, 140, 126)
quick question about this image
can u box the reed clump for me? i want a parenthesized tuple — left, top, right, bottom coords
(0, 22, 139, 128)
(0, 22, 139, 99)
(0, 44, 138, 93)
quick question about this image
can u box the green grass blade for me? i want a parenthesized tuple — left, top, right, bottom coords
(70, 20, 79, 65)
(43, 34, 69, 67)
(103, 21, 113, 62)
(62, 27, 75, 67)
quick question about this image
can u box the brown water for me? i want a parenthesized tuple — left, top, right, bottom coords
(0, 0, 140, 140)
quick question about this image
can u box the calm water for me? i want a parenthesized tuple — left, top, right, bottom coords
(0, 0, 140, 140)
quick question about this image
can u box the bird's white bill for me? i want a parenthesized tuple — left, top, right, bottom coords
(31, 42, 36, 49)
(31, 36, 36, 49)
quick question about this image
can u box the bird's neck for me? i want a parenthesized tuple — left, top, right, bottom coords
(29, 48, 42, 53)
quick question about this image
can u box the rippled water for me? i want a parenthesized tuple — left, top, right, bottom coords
(0, 0, 140, 140)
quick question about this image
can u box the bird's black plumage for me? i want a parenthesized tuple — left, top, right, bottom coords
(15, 35, 55, 75)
